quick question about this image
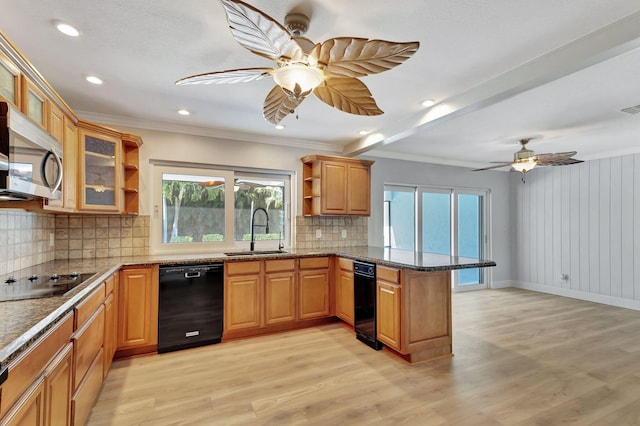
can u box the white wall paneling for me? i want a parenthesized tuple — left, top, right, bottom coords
(515, 153, 640, 305)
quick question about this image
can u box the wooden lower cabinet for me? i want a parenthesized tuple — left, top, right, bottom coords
(224, 258, 334, 338)
(117, 266, 159, 357)
(0, 378, 45, 426)
(0, 313, 73, 424)
(298, 257, 330, 320)
(264, 260, 296, 325)
(44, 343, 73, 426)
(335, 258, 354, 326)
(376, 280, 401, 351)
(224, 261, 262, 332)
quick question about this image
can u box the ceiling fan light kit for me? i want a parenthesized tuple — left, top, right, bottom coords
(176, 0, 419, 125)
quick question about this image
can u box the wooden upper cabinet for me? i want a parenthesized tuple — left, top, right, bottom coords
(21, 75, 47, 129)
(120, 133, 142, 215)
(77, 121, 122, 212)
(0, 50, 21, 108)
(301, 155, 374, 216)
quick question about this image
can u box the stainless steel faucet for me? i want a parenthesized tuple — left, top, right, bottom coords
(250, 208, 269, 251)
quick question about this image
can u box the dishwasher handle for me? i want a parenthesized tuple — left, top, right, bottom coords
(185, 271, 201, 279)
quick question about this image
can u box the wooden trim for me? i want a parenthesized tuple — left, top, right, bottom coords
(301, 154, 374, 167)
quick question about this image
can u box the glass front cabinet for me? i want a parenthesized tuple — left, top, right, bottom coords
(77, 122, 121, 212)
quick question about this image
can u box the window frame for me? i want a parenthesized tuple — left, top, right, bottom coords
(150, 162, 293, 255)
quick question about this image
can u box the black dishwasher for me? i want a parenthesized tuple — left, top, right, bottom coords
(354, 261, 383, 350)
(158, 263, 224, 353)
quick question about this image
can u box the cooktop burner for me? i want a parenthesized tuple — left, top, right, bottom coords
(0, 272, 97, 302)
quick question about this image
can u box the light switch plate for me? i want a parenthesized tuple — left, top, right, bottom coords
(316, 229, 322, 238)
(341, 229, 347, 238)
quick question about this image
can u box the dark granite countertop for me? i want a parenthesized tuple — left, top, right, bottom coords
(0, 247, 495, 371)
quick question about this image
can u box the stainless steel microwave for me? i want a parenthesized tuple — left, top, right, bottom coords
(0, 101, 63, 200)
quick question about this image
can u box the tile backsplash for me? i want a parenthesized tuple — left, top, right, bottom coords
(0, 210, 366, 275)
(0, 210, 56, 275)
(295, 216, 368, 249)
(54, 215, 150, 259)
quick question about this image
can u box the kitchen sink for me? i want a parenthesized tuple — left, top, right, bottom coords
(224, 250, 288, 256)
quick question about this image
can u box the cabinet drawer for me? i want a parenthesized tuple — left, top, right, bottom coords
(299, 257, 329, 269)
(71, 347, 104, 426)
(72, 305, 105, 390)
(74, 283, 105, 330)
(338, 258, 353, 271)
(0, 312, 73, 418)
(377, 265, 400, 284)
(226, 261, 261, 276)
(265, 258, 295, 273)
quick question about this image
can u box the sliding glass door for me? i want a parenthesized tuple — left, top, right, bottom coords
(453, 191, 486, 291)
(384, 185, 489, 291)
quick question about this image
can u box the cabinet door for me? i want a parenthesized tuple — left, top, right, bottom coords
(0, 51, 20, 107)
(78, 127, 121, 212)
(44, 343, 73, 426)
(0, 378, 45, 426)
(117, 267, 159, 350)
(225, 274, 262, 331)
(298, 269, 330, 320)
(21, 76, 47, 128)
(336, 269, 354, 326)
(265, 271, 296, 325)
(321, 161, 348, 214)
(347, 164, 371, 215)
(376, 281, 401, 351)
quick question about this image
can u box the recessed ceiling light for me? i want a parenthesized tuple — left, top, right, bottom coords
(85, 75, 103, 85)
(275, 124, 285, 130)
(177, 109, 190, 116)
(54, 21, 79, 37)
(359, 130, 370, 135)
(421, 99, 435, 107)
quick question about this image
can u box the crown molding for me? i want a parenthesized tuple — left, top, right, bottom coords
(76, 110, 343, 154)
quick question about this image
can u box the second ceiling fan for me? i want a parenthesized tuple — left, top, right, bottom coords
(473, 138, 583, 180)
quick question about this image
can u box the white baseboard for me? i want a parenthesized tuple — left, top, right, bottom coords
(507, 280, 640, 311)
(490, 280, 513, 289)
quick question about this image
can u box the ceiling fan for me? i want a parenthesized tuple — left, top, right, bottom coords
(176, 0, 420, 125)
(473, 138, 583, 178)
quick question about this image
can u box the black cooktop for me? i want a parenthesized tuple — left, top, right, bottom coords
(0, 272, 97, 302)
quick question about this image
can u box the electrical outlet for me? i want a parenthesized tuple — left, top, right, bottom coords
(316, 229, 322, 238)
(49, 232, 55, 247)
(341, 229, 347, 238)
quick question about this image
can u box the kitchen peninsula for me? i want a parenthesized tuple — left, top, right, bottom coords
(0, 248, 494, 424)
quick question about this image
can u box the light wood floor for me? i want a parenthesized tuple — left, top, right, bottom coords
(87, 288, 640, 425)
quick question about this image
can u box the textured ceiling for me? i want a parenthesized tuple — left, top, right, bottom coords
(1, 1, 640, 168)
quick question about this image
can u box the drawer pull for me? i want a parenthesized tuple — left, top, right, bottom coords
(380, 287, 395, 295)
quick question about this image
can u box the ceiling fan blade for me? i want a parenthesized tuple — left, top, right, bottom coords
(220, 0, 304, 62)
(309, 38, 419, 78)
(176, 67, 274, 85)
(313, 78, 383, 116)
(472, 162, 513, 171)
(535, 151, 578, 159)
(263, 85, 305, 124)
(536, 157, 584, 166)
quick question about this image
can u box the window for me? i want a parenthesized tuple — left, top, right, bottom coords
(384, 184, 490, 291)
(152, 164, 291, 254)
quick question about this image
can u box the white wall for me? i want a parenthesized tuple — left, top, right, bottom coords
(513, 153, 640, 309)
(366, 157, 513, 283)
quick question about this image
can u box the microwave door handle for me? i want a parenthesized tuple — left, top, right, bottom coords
(40, 150, 63, 194)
